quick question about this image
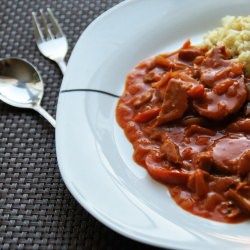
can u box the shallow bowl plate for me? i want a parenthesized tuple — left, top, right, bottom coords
(56, 1, 250, 249)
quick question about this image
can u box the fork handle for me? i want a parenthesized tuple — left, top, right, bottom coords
(57, 59, 67, 75)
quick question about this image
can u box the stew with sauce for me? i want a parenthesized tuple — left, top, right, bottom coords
(116, 40, 250, 223)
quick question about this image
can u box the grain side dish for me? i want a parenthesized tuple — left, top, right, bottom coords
(116, 16, 250, 223)
(203, 15, 250, 76)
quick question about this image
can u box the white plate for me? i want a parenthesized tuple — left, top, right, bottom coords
(56, 0, 250, 249)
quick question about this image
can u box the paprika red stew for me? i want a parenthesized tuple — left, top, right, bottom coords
(116, 40, 250, 223)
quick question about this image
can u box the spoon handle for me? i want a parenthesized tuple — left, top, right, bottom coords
(33, 105, 56, 128)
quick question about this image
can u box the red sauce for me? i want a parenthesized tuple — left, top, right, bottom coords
(116, 40, 250, 223)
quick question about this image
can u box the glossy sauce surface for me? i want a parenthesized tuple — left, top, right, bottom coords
(116, 41, 250, 223)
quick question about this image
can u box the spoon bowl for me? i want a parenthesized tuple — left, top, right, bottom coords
(0, 58, 55, 127)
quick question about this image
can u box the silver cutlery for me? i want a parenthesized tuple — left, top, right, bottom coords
(0, 58, 56, 127)
(31, 8, 68, 74)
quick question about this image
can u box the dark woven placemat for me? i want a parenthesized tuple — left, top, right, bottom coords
(0, 1, 167, 249)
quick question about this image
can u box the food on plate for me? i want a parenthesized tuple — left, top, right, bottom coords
(116, 28, 250, 223)
(203, 15, 250, 77)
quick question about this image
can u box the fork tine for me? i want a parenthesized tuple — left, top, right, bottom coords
(47, 8, 64, 37)
(31, 12, 45, 42)
(40, 9, 54, 39)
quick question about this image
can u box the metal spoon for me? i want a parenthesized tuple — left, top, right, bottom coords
(0, 57, 56, 127)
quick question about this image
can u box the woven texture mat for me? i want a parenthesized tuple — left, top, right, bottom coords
(0, 0, 165, 249)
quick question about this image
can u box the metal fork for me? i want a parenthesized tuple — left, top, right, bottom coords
(32, 8, 68, 74)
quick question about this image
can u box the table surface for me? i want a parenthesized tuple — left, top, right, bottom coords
(0, 0, 166, 249)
